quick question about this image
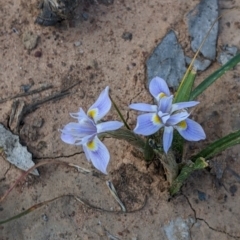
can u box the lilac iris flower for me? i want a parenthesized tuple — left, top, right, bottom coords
(129, 77, 206, 153)
(60, 87, 123, 174)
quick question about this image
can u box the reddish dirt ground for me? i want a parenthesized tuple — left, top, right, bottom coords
(1, 0, 240, 239)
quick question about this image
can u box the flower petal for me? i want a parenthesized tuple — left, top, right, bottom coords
(81, 134, 95, 145)
(87, 86, 111, 122)
(129, 103, 157, 112)
(171, 101, 199, 113)
(61, 132, 77, 145)
(163, 126, 173, 153)
(97, 121, 123, 133)
(60, 114, 98, 145)
(149, 77, 170, 100)
(83, 136, 110, 174)
(133, 113, 163, 135)
(175, 118, 206, 141)
(158, 112, 170, 125)
(158, 95, 173, 113)
(166, 111, 190, 126)
(63, 119, 96, 136)
(70, 108, 88, 120)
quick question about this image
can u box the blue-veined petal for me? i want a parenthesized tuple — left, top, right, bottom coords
(171, 101, 199, 113)
(133, 113, 163, 135)
(87, 86, 111, 122)
(70, 108, 86, 119)
(70, 108, 88, 120)
(81, 134, 96, 145)
(175, 118, 206, 141)
(61, 132, 78, 145)
(83, 136, 110, 174)
(97, 121, 123, 133)
(149, 77, 170, 101)
(163, 126, 174, 153)
(63, 120, 96, 136)
(60, 119, 97, 145)
(166, 111, 190, 126)
(158, 95, 173, 113)
(158, 111, 170, 125)
(129, 103, 157, 112)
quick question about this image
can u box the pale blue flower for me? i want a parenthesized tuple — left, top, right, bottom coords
(129, 77, 206, 153)
(61, 87, 123, 174)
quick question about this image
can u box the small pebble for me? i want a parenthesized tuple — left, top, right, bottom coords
(79, 49, 84, 54)
(34, 51, 42, 58)
(122, 32, 133, 41)
(197, 190, 207, 201)
(74, 41, 81, 47)
(42, 214, 48, 222)
(21, 84, 32, 93)
(22, 31, 39, 50)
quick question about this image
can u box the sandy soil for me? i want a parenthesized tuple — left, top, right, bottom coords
(0, 0, 240, 239)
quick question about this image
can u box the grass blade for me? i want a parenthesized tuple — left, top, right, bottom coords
(174, 68, 196, 103)
(190, 53, 240, 100)
(191, 129, 240, 161)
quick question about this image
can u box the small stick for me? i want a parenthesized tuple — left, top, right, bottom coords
(106, 180, 126, 212)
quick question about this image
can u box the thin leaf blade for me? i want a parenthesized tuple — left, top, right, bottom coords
(174, 68, 196, 103)
(192, 129, 240, 161)
(190, 53, 240, 100)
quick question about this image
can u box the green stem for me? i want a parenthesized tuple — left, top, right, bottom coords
(109, 94, 130, 130)
(106, 128, 146, 151)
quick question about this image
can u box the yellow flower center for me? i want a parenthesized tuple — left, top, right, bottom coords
(177, 120, 187, 129)
(158, 92, 166, 99)
(87, 140, 96, 150)
(153, 114, 161, 124)
(88, 109, 97, 119)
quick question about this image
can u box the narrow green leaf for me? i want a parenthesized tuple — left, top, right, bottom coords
(190, 53, 240, 100)
(170, 158, 208, 196)
(192, 129, 240, 161)
(109, 94, 130, 130)
(106, 128, 146, 152)
(174, 68, 196, 103)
